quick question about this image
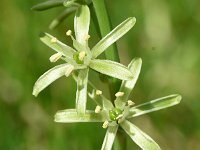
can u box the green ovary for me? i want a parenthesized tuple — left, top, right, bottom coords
(109, 108, 123, 121)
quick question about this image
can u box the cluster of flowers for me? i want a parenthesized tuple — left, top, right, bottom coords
(32, 1, 181, 150)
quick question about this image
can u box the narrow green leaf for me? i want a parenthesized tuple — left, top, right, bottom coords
(49, 7, 77, 29)
(115, 58, 142, 109)
(128, 94, 182, 118)
(91, 17, 136, 58)
(55, 109, 106, 123)
(31, 0, 65, 11)
(76, 68, 89, 115)
(33, 64, 74, 97)
(74, 5, 90, 46)
(120, 120, 161, 150)
(40, 32, 76, 58)
(101, 126, 118, 150)
(89, 59, 133, 80)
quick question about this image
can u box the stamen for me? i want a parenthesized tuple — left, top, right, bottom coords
(51, 37, 57, 43)
(95, 105, 101, 113)
(115, 92, 124, 97)
(85, 34, 90, 41)
(65, 65, 74, 77)
(116, 114, 123, 120)
(127, 100, 135, 106)
(102, 120, 109, 129)
(66, 30, 72, 36)
(96, 90, 102, 95)
(78, 51, 86, 61)
(49, 52, 62, 62)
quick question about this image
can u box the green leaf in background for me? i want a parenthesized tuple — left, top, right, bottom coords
(49, 7, 77, 29)
(89, 59, 133, 80)
(32, 64, 74, 97)
(101, 126, 118, 150)
(128, 94, 182, 118)
(76, 68, 89, 115)
(55, 109, 106, 122)
(91, 17, 136, 58)
(31, 0, 65, 11)
(120, 120, 161, 150)
(115, 58, 142, 109)
(40, 32, 76, 58)
(74, 5, 90, 46)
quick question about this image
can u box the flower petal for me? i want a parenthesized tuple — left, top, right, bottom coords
(128, 94, 182, 118)
(33, 64, 74, 97)
(74, 5, 90, 46)
(76, 68, 89, 115)
(49, 7, 77, 30)
(89, 59, 133, 80)
(55, 109, 106, 123)
(40, 32, 76, 58)
(91, 17, 136, 58)
(101, 126, 118, 150)
(120, 120, 161, 150)
(115, 58, 142, 109)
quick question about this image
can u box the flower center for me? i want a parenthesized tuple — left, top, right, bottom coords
(73, 51, 86, 64)
(109, 108, 123, 121)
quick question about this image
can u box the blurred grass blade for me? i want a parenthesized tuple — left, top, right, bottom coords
(74, 5, 90, 46)
(115, 58, 142, 109)
(40, 32, 76, 58)
(55, 109, 105, 122)
(31, 0, 65, 11)
(120, 120, 161, 150)
(76, 68, 89, 115)
(89, 59, 133, 80)
(91, 17, 136, 58)
(33, 64, 74, 97)
(49, 7, 77, 29)
(128, 94, 182, 118)
(101, 126, 118, 150)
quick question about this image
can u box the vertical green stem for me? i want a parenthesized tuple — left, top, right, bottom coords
(92, 0, 121, 100)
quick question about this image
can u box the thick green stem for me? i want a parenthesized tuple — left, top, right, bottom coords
(92, 0, 121, 100)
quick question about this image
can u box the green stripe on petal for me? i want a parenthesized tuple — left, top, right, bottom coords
(33, 64, 74, 97)
(40, 32, 76, 58)
(55, 109, 105, 123)
(101, 126, 118, 150)
(91, 17, 136, 58)
(74, 5, 90, 46)
(31, 0, 65, 11)
(76, 68, 89, 115)
(128, 94, 182, 118)
(120, 120, 161, 150)
(89, 59, 133, 80)
(115, 58, 142, 109)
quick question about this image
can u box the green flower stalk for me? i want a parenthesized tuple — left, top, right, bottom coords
(32, 5, 136, 115)
(54, 58, 182, 150)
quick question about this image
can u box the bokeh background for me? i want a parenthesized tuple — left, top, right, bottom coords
(0, 0, 200, 149)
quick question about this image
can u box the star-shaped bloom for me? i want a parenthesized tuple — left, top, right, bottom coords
(54, 58, 182, 150)
(33, 5, 136, 115)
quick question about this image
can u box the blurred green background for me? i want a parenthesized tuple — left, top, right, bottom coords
(0, 0, 200, 149)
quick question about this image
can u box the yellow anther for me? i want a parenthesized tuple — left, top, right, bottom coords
(115, 92, 124, 97)
(127, 100, 135, 106)
(85, 34, 90, 40)
(49, 52, 62, 62)
(65, 65, 74, 77)
(66, 30, 72, 36)
(95, 105, 101, 113)
(96, 90, 102, 95)
(78, 51, 86, 61)
(102, 120, 109, 129)
(51, 37, 57, 43)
